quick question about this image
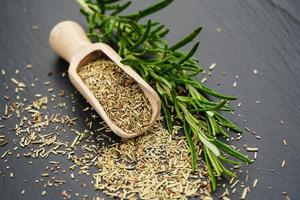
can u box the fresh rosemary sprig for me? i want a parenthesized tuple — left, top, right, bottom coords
(77, 0, 253, 191)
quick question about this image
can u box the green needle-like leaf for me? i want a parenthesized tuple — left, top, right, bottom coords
(170, 27, 202, 50)
(191, 100, 228, 112)
(196, 84, 237, 100)
(214, 112, 242, 133)
(178, 42, 200, 64)
(103, 0, 121, 4)
(161, 95, 173, 133)
(96, 0, 105, 14)
(118, 35, 126, 56)
(123, 0, 174, 21)
(214, 140, 254, 164)
(183, 119, 197, 172)
(204, 148, 217, 192)
(130, 20, 152, 49)
(111, 1, 131, 16)
(218, 160, 236, 178)
(206, 148, 222, 176)
(218, 156, 241, 165)
(151, 24, 166, 35)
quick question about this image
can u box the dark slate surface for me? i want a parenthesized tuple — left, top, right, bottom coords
(0, 0, 299, 199)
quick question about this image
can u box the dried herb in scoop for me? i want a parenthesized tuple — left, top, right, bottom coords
(78, 59, 152, 134)
(77, 0, 253, 191)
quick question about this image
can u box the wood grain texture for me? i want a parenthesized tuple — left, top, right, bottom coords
(0, 0, 299, 199)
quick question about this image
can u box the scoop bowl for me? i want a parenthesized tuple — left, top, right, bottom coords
(49, 21, 161, 138)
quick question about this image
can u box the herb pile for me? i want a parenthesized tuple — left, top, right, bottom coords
(78, 59, 152, 134)
(93, 123, 211, 199)
(77, 0, 253, 191)
(1, 86, 211, 199)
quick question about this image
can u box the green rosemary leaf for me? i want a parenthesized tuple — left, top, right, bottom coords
(187, 84, 204, 99)
(195, 128, 220, 157)
(176, 96, 197, 109)
(192, 98, 227, 107)
(214, 139, 254, 164)
(218, 160, 236, 178)
(206, 148, 222, 176)
(102, 4, 118, 10)
(165, 76, 197, 85)
(151, 24, 166, 35)
(161, 95, 173, 133)
(190, 100, 228, 112)
(178, 42, 200, 64)
(214, 112, 242, 133)
(218, 155, 241, 165)
(150, 21, 160, 27)
(111, 1, 131, 16)
(139, 64, 149, 80)
(216, 125, 230, 138)
(77, 0, 94, 14)
(184, 68, 203, 77)
(170, 27, 202, 50)
(122, 0, 174, 21)
(173, 100, 183, 120)
(129, 49, 147, 57)
(178, 78, 236, 102)
(130, 20, 152, 49)
(87, 3, 100, 13)
(103, 0, 121, 4)
(157, 64, 174, 74)
(204, 148, 217, 192)
(195, 83, 237, 100)
(118, 18, 141, 34)
(182, 63, 203, 72)
(207, 115, 216, 136)
(79, 8, 90, 18)
(121, 58, 135, 66)
(183, 119, 197, 172)
(150, 71, 173, 88)
(158, 28, 169, 37)
(96, 0, 105, 14)
(118, 35, 126, 57)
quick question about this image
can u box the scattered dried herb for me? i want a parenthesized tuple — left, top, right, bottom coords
(281, 160, 286, 169)
(93, 123, 211, 199)
(77, 0, 253, 191)
(0, 135, 8, 147)
(78, 59, 152, 134)
(240, 187, 249, 199)
(2, 95, 211, 199)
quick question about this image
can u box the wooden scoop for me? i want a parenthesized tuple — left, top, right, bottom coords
(49, 21, 161, 138)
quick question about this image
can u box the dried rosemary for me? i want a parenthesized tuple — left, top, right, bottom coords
(93, 122, 212, 199)
(78, 59, 152, 134)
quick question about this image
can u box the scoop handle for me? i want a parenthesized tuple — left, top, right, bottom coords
(49, 21, 91, 63)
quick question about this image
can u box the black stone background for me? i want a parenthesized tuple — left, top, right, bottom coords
(0, 0, 299, 199)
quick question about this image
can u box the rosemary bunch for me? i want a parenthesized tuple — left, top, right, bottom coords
(77, 0, 253, 191)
